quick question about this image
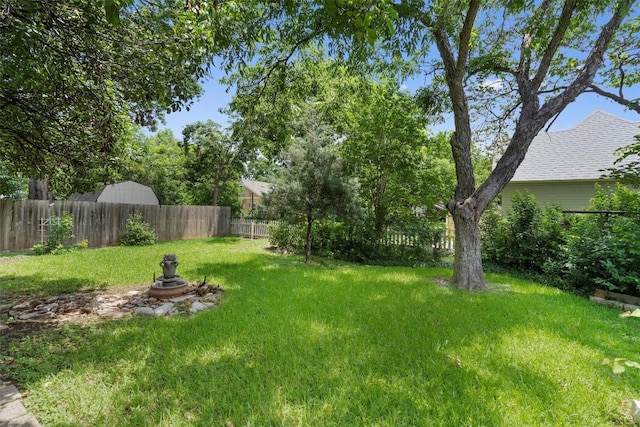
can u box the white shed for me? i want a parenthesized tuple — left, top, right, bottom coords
(69, 181, 159, 205)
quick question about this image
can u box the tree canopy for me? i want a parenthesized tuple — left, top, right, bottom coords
(181, 120, 245, 211)
(0, 0, 217, 186)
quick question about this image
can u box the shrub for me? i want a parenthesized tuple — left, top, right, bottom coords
(481, 192, 567, 272)
(268, 222, 305, 253)
(32, 213, 75, 255)
(550, 185, 640, 296)
(116, 214, 156, 246)
(485, 186, 640, 297)
(269, 217, 446, 266)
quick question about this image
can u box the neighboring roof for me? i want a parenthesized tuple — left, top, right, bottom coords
(69, 188, 104, 202)
(511, 110, 640, 182)
(241, 179, 272, 196)
(69, 181, 159, 205)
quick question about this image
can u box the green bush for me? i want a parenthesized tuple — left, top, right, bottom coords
(32, 213, 75, 255)
(484, 186, 640, 297)
(481, 192, 566, 272)
(116, 214, 156, 246)
(269, 218, 445, 266)
(268, 222, 305, 253)
(549, 185, 640, 296)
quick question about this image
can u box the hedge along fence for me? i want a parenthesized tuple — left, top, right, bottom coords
(0, 200, 231, 251)
(230, 218, 455, 251)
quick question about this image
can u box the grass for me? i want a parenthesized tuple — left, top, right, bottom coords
(1, 237, 639, 426)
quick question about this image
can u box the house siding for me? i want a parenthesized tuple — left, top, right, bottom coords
(502, 181, 618, 211)
(240, 188, 263, 212)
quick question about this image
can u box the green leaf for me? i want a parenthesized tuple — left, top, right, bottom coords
(103, 0, 120, 25)
(366, 28, 377, 45)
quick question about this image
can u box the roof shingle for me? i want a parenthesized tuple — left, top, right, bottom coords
(510, 110, 640, 182)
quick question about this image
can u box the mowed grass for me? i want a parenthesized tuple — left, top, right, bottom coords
(1, 237, 639, 426)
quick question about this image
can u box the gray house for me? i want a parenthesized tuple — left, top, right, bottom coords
(502, 110, 640, 211)
(69, 181, 159, 205)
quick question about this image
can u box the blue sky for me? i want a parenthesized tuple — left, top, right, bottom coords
(157, 71, 640, 140)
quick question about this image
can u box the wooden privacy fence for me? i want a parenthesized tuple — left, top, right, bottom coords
(0, 200, 231, 251)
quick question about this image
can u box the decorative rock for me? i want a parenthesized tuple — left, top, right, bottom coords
(154, 303, 174, 316)
(18, 312, 45, 320)
(202, 293, 219, 302)
(12, 301, 38, 311)
(170, 295, 196, 303)
(0, 321, 9, 331)
(3, 282, 224, 327)
(134, 307, 155, 316)
(190, 301, 207, 313)
(39, 303, 58, 312)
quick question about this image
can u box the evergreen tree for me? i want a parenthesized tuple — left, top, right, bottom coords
(266, 108, 357, 263)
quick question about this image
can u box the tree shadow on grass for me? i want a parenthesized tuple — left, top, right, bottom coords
(0, 274, 104, 301)
(201, 236, 244, 245)
(2, 251, 638, 425)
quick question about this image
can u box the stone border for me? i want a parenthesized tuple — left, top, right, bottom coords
(590, 296, 640, 312)
(0, 382, 41, 426)
(0, 284, 224, 331)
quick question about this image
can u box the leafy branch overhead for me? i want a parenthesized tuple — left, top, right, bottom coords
(0, 0, 266, 181)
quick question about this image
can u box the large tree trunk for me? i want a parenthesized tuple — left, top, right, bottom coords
(449, 200, 486, 290)
(28, 179, 51, 201)
(211, 186, 220, 206)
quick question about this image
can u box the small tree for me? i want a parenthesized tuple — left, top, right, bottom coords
(265, 108, 357, 263)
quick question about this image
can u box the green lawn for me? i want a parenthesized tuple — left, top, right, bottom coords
(1, 238, 639, 426)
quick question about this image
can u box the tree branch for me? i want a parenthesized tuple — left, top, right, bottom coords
(516, 1, 554, 91)
(588, 84, 640, 113)
(456, 0, 481, 78)
(531, 0, 577, 90)
(540, 0, 634, 118)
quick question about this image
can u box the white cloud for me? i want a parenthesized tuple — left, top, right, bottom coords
(480, 79, 504, 90)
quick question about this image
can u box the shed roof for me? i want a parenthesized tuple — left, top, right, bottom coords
(69, 181, 159, 205)
(510, 110, 640, 182)
(242, 179, 272, 196)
